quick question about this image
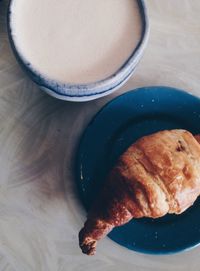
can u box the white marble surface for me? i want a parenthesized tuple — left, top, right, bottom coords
(0, 0, 200, 270)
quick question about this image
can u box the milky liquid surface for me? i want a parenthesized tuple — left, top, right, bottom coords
(10, 0, 142, 84)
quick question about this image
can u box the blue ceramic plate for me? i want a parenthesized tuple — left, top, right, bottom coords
(76, 86, 200, 254)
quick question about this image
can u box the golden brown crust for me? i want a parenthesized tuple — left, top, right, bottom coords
(122, 130, 200, 214)
(79, 129, 200, 255)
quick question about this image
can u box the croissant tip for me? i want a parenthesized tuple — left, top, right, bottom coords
(79, 229, 97, 256)
(80, 241, 97, 256)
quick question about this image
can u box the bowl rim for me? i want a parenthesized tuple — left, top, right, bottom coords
(7, 0, 150, 101)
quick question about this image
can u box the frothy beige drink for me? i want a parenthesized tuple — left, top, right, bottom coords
(10, 0, 142, 84)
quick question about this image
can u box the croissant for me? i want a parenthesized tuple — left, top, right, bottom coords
(79, 129, 200, 255)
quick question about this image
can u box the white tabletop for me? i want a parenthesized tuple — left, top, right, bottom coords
(0, 0, 200, 270)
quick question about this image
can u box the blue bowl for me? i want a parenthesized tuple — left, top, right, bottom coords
(76, 86, 200, 254)
(7, 0, 149, 102)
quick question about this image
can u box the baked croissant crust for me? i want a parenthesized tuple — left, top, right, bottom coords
(79, 129, 200, 255)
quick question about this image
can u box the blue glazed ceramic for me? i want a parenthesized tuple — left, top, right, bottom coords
(76, 86, 200, 254)
(7, 0, 149, 102)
